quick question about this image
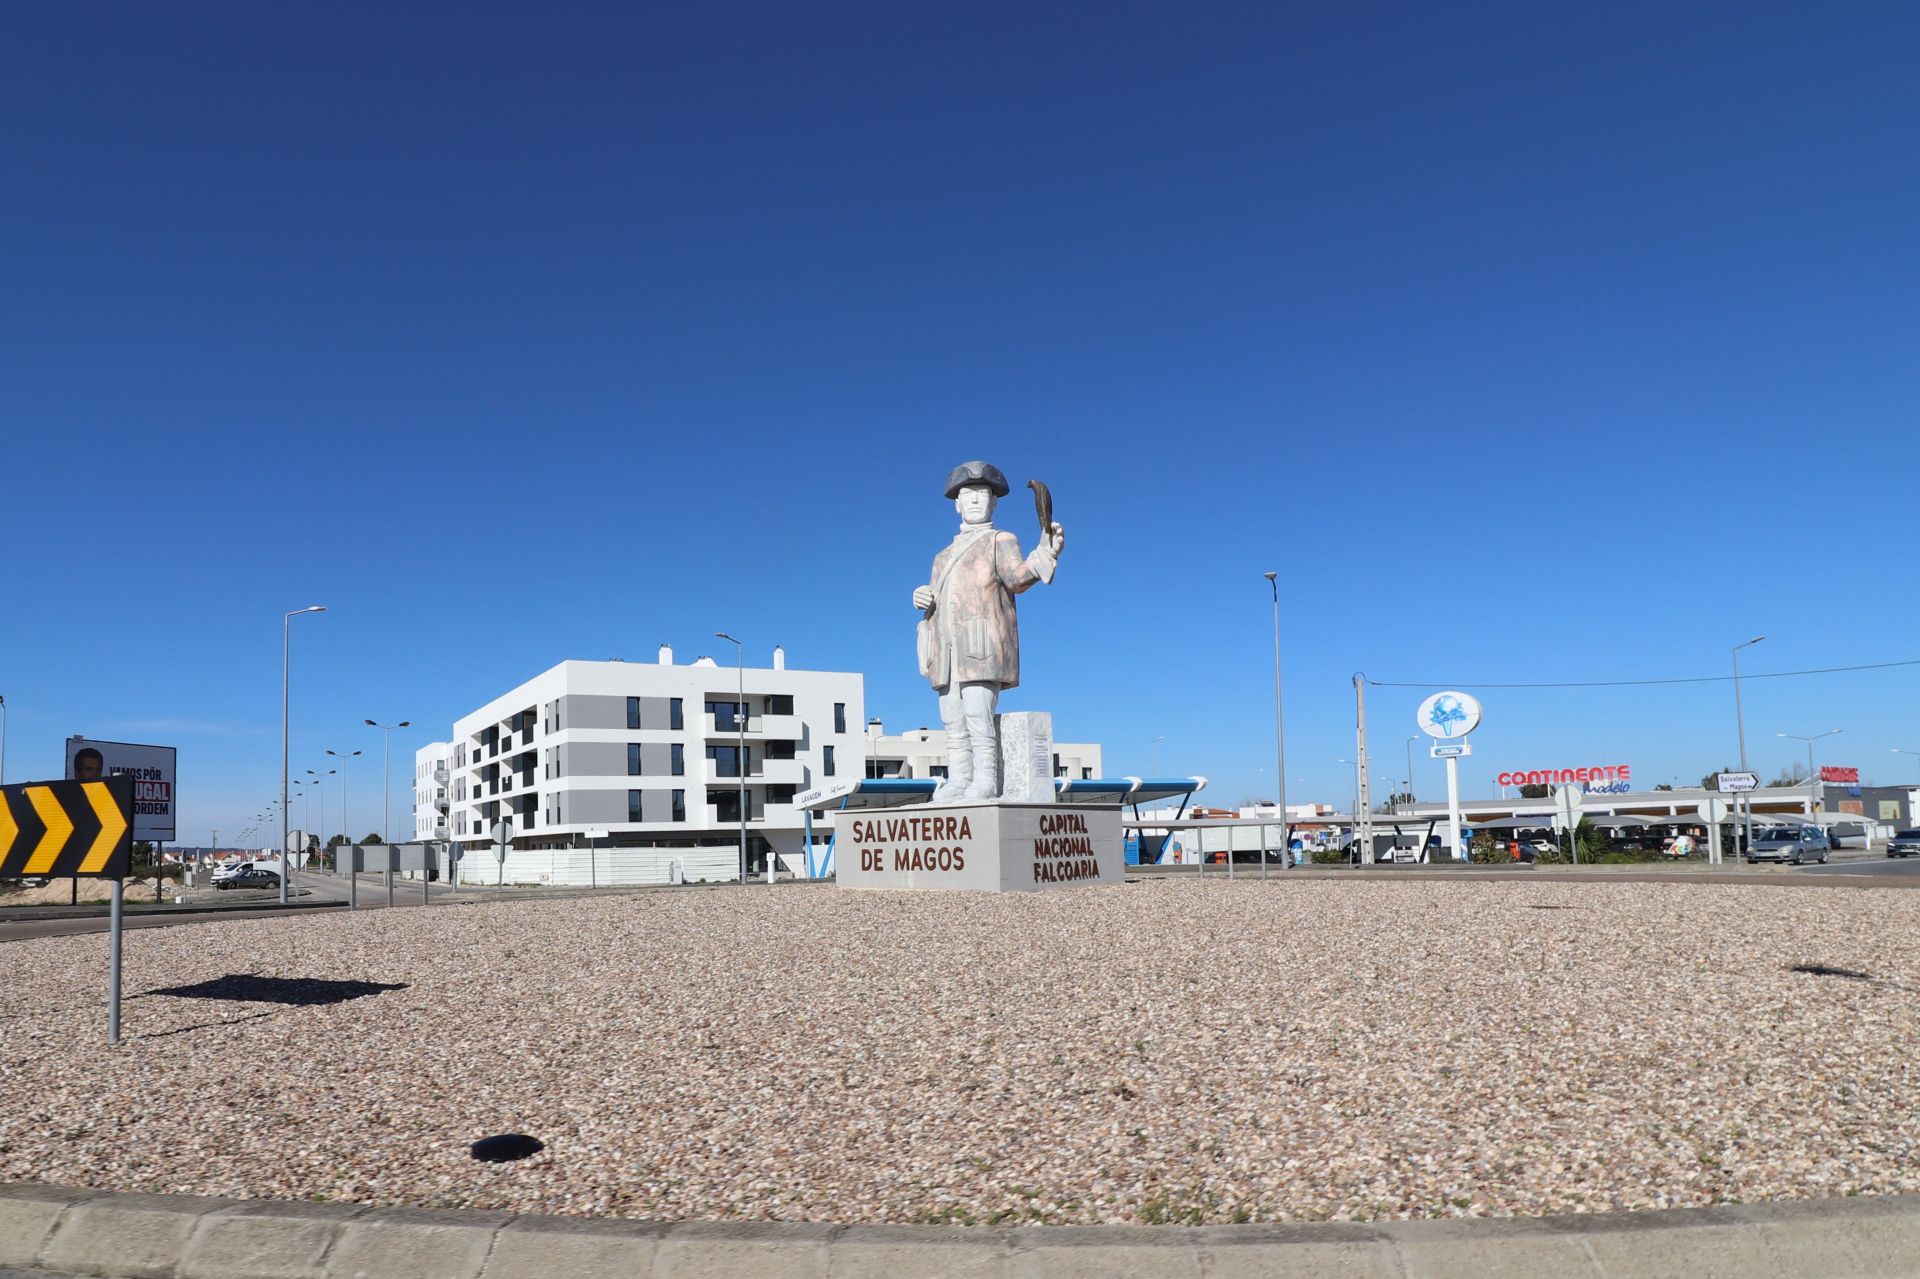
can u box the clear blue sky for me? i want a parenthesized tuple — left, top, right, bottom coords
(4, 3, 1919, 844)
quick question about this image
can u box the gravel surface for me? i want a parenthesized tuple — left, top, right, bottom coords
(3, 878, 1918, 1224)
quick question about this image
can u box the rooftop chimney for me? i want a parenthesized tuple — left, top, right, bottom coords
(868, 718, 883, 738)
(658, 644, 673, 665)
(772, 645, 786, 670)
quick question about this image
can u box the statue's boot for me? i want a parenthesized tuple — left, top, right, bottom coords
(933, 734, 970, 802)
(963, 740, 999, 800)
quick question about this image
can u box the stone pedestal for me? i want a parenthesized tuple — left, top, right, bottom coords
(836, 801, 1122, 891)
(995, 710, 1054, 803)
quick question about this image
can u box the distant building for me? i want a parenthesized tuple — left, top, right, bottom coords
(860, 719, 1102, 782)
(429, 645, 863, 880)
(412, 741, 454, 841)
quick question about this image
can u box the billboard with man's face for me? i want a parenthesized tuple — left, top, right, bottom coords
(65, 737, 177, 841)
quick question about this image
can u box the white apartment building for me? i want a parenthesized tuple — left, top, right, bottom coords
(861, 719, 1103, 782)
(413, 741, 455, 841)
(423, 645, 864, 881)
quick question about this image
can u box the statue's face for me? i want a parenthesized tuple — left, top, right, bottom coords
(954, 484, 997, 525)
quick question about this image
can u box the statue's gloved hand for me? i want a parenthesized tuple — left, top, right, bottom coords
(913, 585, 936, 610)
(1045, 522, 1065, 558)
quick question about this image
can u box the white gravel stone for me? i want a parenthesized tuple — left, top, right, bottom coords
(2, 878, 1917, 1225)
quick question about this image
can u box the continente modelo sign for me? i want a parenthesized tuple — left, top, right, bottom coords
(1498, 765, 1633, 795)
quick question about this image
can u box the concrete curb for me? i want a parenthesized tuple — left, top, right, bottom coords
(3, 1183, 1918, 1278)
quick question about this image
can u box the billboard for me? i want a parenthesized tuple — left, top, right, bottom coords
(65, 737, 177, 842)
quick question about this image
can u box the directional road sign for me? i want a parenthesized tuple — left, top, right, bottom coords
(1716, 772, 1760, 793)
(0, 776, 134, 878)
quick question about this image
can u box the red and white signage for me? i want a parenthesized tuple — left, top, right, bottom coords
(1498, 765, 1631, 788)
(1819, 765, 1859, 784)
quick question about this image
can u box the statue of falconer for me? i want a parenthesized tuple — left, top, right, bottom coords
(911, 461, 1066, 801)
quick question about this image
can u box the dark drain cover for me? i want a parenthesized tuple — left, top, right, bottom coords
(1790, 964, 1871, 981)
(471, 1134, 544, 1162)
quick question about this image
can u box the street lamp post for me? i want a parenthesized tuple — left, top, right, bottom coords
(326, 751, 363, 854)
(0, 693, 8, 784)
(364, 720, 411, 844)
(1778, 730, 1842, 817)
(1150, 736, 1165, 777)
(1404, 736, 1418, 809)
(305, 769, 336, 879)
(1732, 636, 1765, 861)
(1264, 573, 1289, 872)
(715, 633, 750, 885)
(281, 606, 327, 904)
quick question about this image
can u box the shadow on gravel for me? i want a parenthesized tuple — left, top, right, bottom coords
(145, 975, 409, 1006)
(1790, 964, 1872, 981)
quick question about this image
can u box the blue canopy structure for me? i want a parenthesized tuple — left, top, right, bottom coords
(796, 775, 1207, 813)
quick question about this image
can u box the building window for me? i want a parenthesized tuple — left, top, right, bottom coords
(670, 743, 684, 776)
(629, 790, 642, 823)
(823, 744, 836, 777)
(929, 765, 948, 779)
(629, 743, 643, 776)
(834, 703, 846, 733)
(765, 694, 793, 716)
(627, 697, 641, 730)
(767, 784, 796, 805)
(671, 789, 685, 822)
(706, 700, 747, 732)
(765, 739, 795, 760)
(1082, 767, 1093, 779)
(710, 789, 744, 823)
(706, 744, 742, 777)
(670, 698, 683, 730)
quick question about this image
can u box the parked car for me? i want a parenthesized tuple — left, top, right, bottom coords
(216, 866, 282, 891)
(1888, 829, 1920, 859)
(1745, 826, 1831, 864)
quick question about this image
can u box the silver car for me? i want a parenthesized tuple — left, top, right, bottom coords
(1888, 829, 1920, 859)
(1746, 826, 1831, 864)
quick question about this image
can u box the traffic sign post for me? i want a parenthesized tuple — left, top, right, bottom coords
(493, 821, 512, 890)
(1554, 784, 1584, 863)
(0, 777, 135, 1041)
(1696, 797, 1730, 865)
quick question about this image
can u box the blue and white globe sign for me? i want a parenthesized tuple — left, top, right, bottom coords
(1417, 690, 1482, 739)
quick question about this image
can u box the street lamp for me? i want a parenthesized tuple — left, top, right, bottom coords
(1404, 736, 1418, 807)
(1894, 748, 1920, 787)
(1150, 736, 1165, 776)
(326, 750, 363, 847)
(304, 769, 336, 869)
(1732, 636, 1765, 858)
(715, 632, 750, 886)
(0, 693, 7, 784)
(1264, 572, 1288, 872)
(364, 720, 411, 843)
(281, 606, 327, 904)
(1778, 730, 1841, 816)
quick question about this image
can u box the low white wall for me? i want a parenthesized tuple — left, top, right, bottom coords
(451, 847, 741, 887)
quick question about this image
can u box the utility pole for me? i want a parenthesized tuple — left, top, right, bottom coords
(1353, 674, 1373, 865)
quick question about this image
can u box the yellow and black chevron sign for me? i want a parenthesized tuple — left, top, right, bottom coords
(0, 776, 134, 879)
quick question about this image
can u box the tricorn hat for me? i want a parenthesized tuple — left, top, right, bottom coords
(944, 460, 1010, 499)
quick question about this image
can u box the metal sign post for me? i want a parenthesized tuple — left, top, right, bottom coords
(0, 776, 135, 1041)
(1554, 784, 1584, 863)
(492, 820, 512, 890)
(1417, 691, 1482, 864)
(1697, 798, 1730, 865)
(1717, 773, 1759, 863)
